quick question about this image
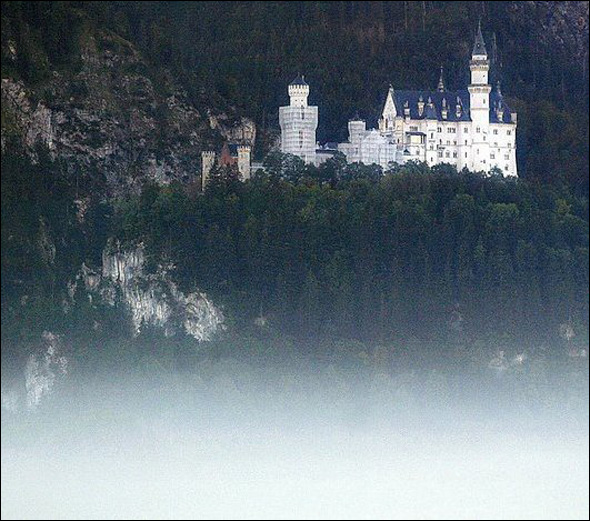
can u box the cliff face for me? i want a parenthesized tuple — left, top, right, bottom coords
(1, 27, 255, 198)
(86, 241, 225, 342)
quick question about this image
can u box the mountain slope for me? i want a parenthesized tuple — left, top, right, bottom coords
(1, 1, 589, 194)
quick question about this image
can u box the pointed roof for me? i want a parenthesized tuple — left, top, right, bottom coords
(495, 80, 503, 97)
(350, 111, 363, 121)
(381, 84, 397, 118)
(437, 66, 446, 92)
(472, 20, 487, 56)
(290, 74, 308, 86)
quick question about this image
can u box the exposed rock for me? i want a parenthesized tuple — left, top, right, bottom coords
(73, 240, 225, 341)
(1, 31, 256, 197)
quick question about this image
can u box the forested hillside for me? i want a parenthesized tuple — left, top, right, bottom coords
(2, 1, 589, 192)
(1, 2, 589, 373)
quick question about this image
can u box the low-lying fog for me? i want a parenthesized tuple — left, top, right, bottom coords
(2, 366, 589, 520)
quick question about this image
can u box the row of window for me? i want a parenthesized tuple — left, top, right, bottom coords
(428, 126, 513, 136)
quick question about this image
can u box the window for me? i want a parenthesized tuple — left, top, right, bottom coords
(494, 142, 498, 147)
(493, 129, 498, 135)
(508, 143, 512, 148)
(301, 109, 305, 120)
(447, 127, 456, 134)
(465, 152, 468, 158)
(446, 140, 451, 146)
(490, 153, 495, 159)
(430, 132, 434, 139)
(504, 154, 509, 160)
(453, 152, 458, 158)
(505, 165, 509, 171)
(299, 131, 304, 149)
(437, 127, 442, 133)
(410, 126, 418, 131)
(445, 151, 450, 158)
(464, 140, 468, 146)
(438, 151, 443, 158)
(507, 130, 512, 136)
(464, 127, 469, 133)
(476, 127, 481, 133)
(453, 140, 457, 145)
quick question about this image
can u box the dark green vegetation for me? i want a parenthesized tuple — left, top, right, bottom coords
(2, 149, 588, 371)
(1, 2, 588, 375)
(118, 157, 590, 347)
(2, 1, 588, 194)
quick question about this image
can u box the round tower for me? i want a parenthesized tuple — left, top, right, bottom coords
(288, 75, 310, 107)
(279, 75, 319, 164)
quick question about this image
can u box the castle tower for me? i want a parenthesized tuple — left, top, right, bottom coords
(468, 22, 491, 127)
(279, 75, 319, 164)
(237, 145, 251, 180)
(201, 151, 216, 190)
(468, 21, 492, 171)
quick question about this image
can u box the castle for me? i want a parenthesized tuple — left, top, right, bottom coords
(201, 142, 252, 189)
(279, 24, 518, 177)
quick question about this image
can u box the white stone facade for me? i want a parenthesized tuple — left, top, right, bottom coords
(280, 26, 518, 177)
(279, 76, 319, 165)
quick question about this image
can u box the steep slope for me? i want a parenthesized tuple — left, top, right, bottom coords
(1, 3, 255, 198)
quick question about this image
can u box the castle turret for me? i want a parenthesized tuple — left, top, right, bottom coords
(348, 115, 367, 144)
(468, 21, 491, 127)
(201, 151, 216, 190)
(288, 75, 310, 107)
(279, 75, 319, 164)
(468, 21, 492, 171)
(237, 145, 251, 180)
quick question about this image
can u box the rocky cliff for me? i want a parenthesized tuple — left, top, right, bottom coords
(1, 24, 255, 197)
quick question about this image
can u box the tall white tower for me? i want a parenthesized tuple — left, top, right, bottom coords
(468, 22, 492, 171)
(279, 75, 319, 164)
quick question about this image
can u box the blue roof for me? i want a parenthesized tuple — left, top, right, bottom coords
(394, 90, 471, 122)
(392, 89, 513, 124)
(473, 22, 487, 56)
(290, 75, 308, 86)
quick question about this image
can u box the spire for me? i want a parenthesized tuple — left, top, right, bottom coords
(496, 80, 503, 97)
(437, 66, 446, 92)
(472, 20, 487, 57)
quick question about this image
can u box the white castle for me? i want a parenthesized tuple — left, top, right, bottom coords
(279, 24, 518, 176)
